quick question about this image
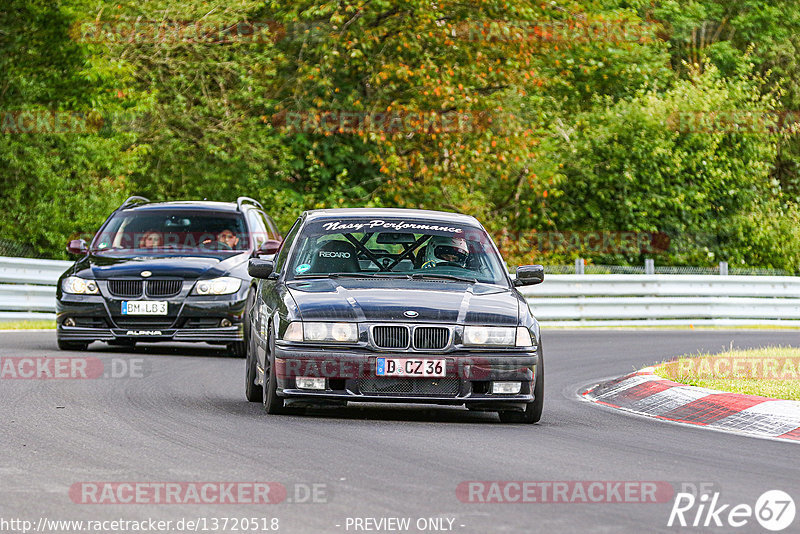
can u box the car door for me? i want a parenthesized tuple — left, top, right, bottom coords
(254, 217, 301, 369)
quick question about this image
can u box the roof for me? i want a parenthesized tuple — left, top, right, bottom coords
(303, 208, 482, 226)
(121, 201, 243, 213)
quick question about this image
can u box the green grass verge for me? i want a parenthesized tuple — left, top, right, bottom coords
(0, 320, 56, 330)
(653, 346, 800, 401)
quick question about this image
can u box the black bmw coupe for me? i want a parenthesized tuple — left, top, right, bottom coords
(56, 196, 281, 356)
(245, 208, 545, 423)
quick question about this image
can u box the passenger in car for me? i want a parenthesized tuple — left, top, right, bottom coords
(138, 230, 162, 248)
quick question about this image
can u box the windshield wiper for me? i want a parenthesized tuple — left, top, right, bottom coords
(409, 273, 477, 283)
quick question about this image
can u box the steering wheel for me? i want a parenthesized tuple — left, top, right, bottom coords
(201, 240, 232, 250)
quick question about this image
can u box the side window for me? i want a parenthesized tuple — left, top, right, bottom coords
(273, 218, 301, 274)
(247, 210, 267, 248)
(258, 210, 281, 240)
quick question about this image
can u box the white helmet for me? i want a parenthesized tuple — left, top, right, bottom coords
(422, 236, 469, 268)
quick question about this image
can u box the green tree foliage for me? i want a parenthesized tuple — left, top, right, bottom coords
(543, 66, 781, 266)
(0, 0, 146, 256)
(1, 0, 800, 271)
(648, 0, 800, 201)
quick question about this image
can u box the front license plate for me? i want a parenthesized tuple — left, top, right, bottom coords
(376, 358, 445, 377)
(122, 301, 168, 315)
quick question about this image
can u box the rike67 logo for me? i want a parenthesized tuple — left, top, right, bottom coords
(668, 490, 795, 531)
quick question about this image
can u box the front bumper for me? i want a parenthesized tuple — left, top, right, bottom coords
(56, 289, 248, 344)
(272, 344, 538, 409)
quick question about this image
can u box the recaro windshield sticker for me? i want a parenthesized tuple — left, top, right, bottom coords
(320, 219, 464, 234)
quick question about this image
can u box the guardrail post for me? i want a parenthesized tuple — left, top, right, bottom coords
(575, 258, 585, 275)
(719, 261, 728, 276)
(644, 258, 654, 275)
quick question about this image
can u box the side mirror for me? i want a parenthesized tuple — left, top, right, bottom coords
(248, 258, 275, 279)
(256, 239, 282, 257)
(514, 265, 544, 286)
(66, 239, 88, 255)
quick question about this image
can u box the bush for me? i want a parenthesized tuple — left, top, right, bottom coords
(533, 65, 794, 269)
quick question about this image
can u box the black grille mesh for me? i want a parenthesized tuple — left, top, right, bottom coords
(373, 326, 409, 349)
(413, 327, 449, 350)
(107, 280, 142, 297)
(358, 378, 459, 396)
(108, 279, 183, 298)
(146, 280, 182, 297)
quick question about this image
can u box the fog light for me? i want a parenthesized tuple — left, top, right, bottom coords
(297, 377, 326, 390)
(220, 318, 232, 327)
(492, 381, 521, 394)
(63, 318, 76, 327)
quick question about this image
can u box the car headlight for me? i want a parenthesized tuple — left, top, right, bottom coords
(463, 326, 518, 346)
(62, 276, 99, 295)
(192, 277, 242, 295)
(282, 321, 358, 343)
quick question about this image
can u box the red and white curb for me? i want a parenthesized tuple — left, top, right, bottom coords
(582, 368, 800, 443)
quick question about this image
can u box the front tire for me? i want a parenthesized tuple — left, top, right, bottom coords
(499, 344, 544, 424)
(228, 288, 255, 358)
(262, 328, 289, 414)
(245, 321, 262, 403)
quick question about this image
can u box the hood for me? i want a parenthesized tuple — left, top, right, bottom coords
(72, 252, 249, 280)
(286, 278, 520, 325)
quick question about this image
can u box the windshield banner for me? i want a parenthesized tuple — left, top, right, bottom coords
(314, 219, 475, 238)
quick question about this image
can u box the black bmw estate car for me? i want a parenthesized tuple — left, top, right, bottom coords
(56, 196, 281, 356)
(245, 208, 545, 423)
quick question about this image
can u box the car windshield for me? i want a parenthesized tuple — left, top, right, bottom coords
(287, 218, 509, 286)
(91, 209, 250, 254)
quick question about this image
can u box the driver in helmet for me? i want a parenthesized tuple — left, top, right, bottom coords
(421, 236, 469, 269)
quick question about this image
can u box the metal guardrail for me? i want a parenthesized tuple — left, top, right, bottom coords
(2, 256, 800, 326)
(0, 256, 71, 320)
(520, 274, 800, 325)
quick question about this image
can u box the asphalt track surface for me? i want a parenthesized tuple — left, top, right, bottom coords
(2, 330, 799, 533)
